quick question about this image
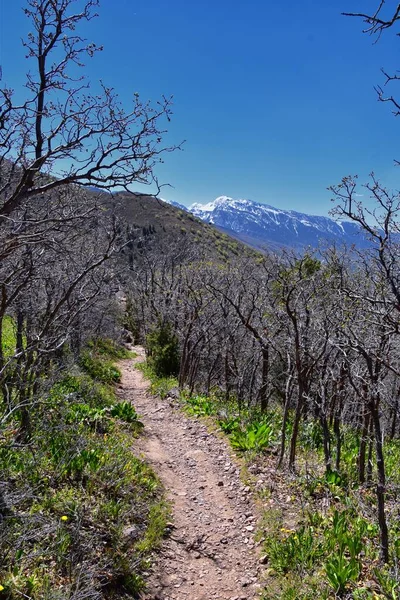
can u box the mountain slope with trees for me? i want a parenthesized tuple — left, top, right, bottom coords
(3, 1, 400, 599)
(0, 1, 176, 597)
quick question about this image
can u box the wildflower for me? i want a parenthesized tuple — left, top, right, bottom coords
(0, 584, 4, 591)
(60, 515, 68, 522)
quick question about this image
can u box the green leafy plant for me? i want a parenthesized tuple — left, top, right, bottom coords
(110, 401, 143, 426)
(267, 526, 324, 574)
(218, 415, 241, 434)
(301, 420, 324, 450)
(67, 448, 104, 478)
(325, 469, 346, 487)
(230, 418, 274, 452)
(1, 315, 17, 357)
(325, 552, 360, 595)
(67, 403, 107, 428)
(373, 567, 399, 600)
(136, 361, 178, 398)
(185, 394, 216, 417)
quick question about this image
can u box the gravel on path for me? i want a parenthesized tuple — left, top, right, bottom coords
(117, 347, 264, 600)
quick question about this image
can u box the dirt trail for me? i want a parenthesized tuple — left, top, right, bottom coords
(118, 347, 263, 600)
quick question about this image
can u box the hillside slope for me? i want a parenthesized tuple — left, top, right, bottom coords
(110, 192, 256, 260)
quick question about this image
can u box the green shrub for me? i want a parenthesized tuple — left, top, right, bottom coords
(88, 337, 131, 359)
(49, 374, 115, 408)
(373, 567, 399, 599)
(267, 525, 324, 574)
(0, 365, 165, 599)
(218, 415, 241, 434)
(80, 351, 121, 383)
(325, 552, 360, 595)
(146, 321, 180, 377)
(301, 420, 324, 450)
(262, 506, 379, 598)
(67, 402, 108, 429)
(136, 361, 178, 398)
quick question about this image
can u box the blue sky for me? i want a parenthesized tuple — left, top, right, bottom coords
(1, 0, 399, 215)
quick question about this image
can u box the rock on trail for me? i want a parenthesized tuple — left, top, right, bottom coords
(118, 346, 263, 600)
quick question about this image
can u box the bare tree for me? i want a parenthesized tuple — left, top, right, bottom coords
(343, 2, 400, 130)
(0, 0, 178, 219)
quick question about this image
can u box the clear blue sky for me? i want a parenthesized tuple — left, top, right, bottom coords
(1, 0, 399, 215)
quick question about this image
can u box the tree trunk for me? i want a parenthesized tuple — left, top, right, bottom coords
(370, 397, 389, 563)
(257, 346, 269, 412)
(358, 394, 371, 485)
(277, 370, 293, 469)
(289, 377, 306, 471)
(333, 410, 342, 472)
(320, 412, 332, 473)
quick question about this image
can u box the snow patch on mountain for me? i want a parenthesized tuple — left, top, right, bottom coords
(160, 197, 188, 212)
(188, 195, 365, 249)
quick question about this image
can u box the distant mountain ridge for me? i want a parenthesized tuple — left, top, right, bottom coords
(163, 195, 371, 250)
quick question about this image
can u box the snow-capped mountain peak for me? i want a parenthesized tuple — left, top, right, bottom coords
(186, 196, 367, 250)
(159, 195, 370, 250)
(159, 197, 187, 212)
(190, 195, 235, 213)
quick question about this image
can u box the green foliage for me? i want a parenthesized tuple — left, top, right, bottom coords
(299, 254, 321, 277)
(218, 415, 241, 434)
(88, 337, 131, 360)
(67, 402, 108, 430)
(49, 373, 115, 408)
(136, 361, 178, 399)
(300, 420, 324, 450)
(185, 394, 216, 417)
(325, 552, 360, 595)
(373, 567, 399, 599)
(0, 346, 166, 599)
(67, 447, 104, 478)
(338, 429, 360, 481)
(267, 525, 324, 574)
(134, 500, 170, 554)
(324, 469, 346, 487)
(263, 507, 381, 599)
(146, 321, 180, 377)
(1, 315, 17, 357)
(383, 438, 400, 483)
(80, 350, 121, 383)
(229, 417, 275, 452)
(110, 400, 143, 426)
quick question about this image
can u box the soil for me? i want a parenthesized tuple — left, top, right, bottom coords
(117, 347, 264, 600)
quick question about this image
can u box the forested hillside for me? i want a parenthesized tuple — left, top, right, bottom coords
(0, 0, 176, 597)
(2, 1, 400, 599)
(105, 165, 400, 598)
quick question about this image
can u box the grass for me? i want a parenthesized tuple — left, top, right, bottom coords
(80, 349, 122, 383)
(88, 337, 135, 360)
(0, 338, 168, 599)
(2, 315, 17, 357)
(134, 500, 170, 554)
